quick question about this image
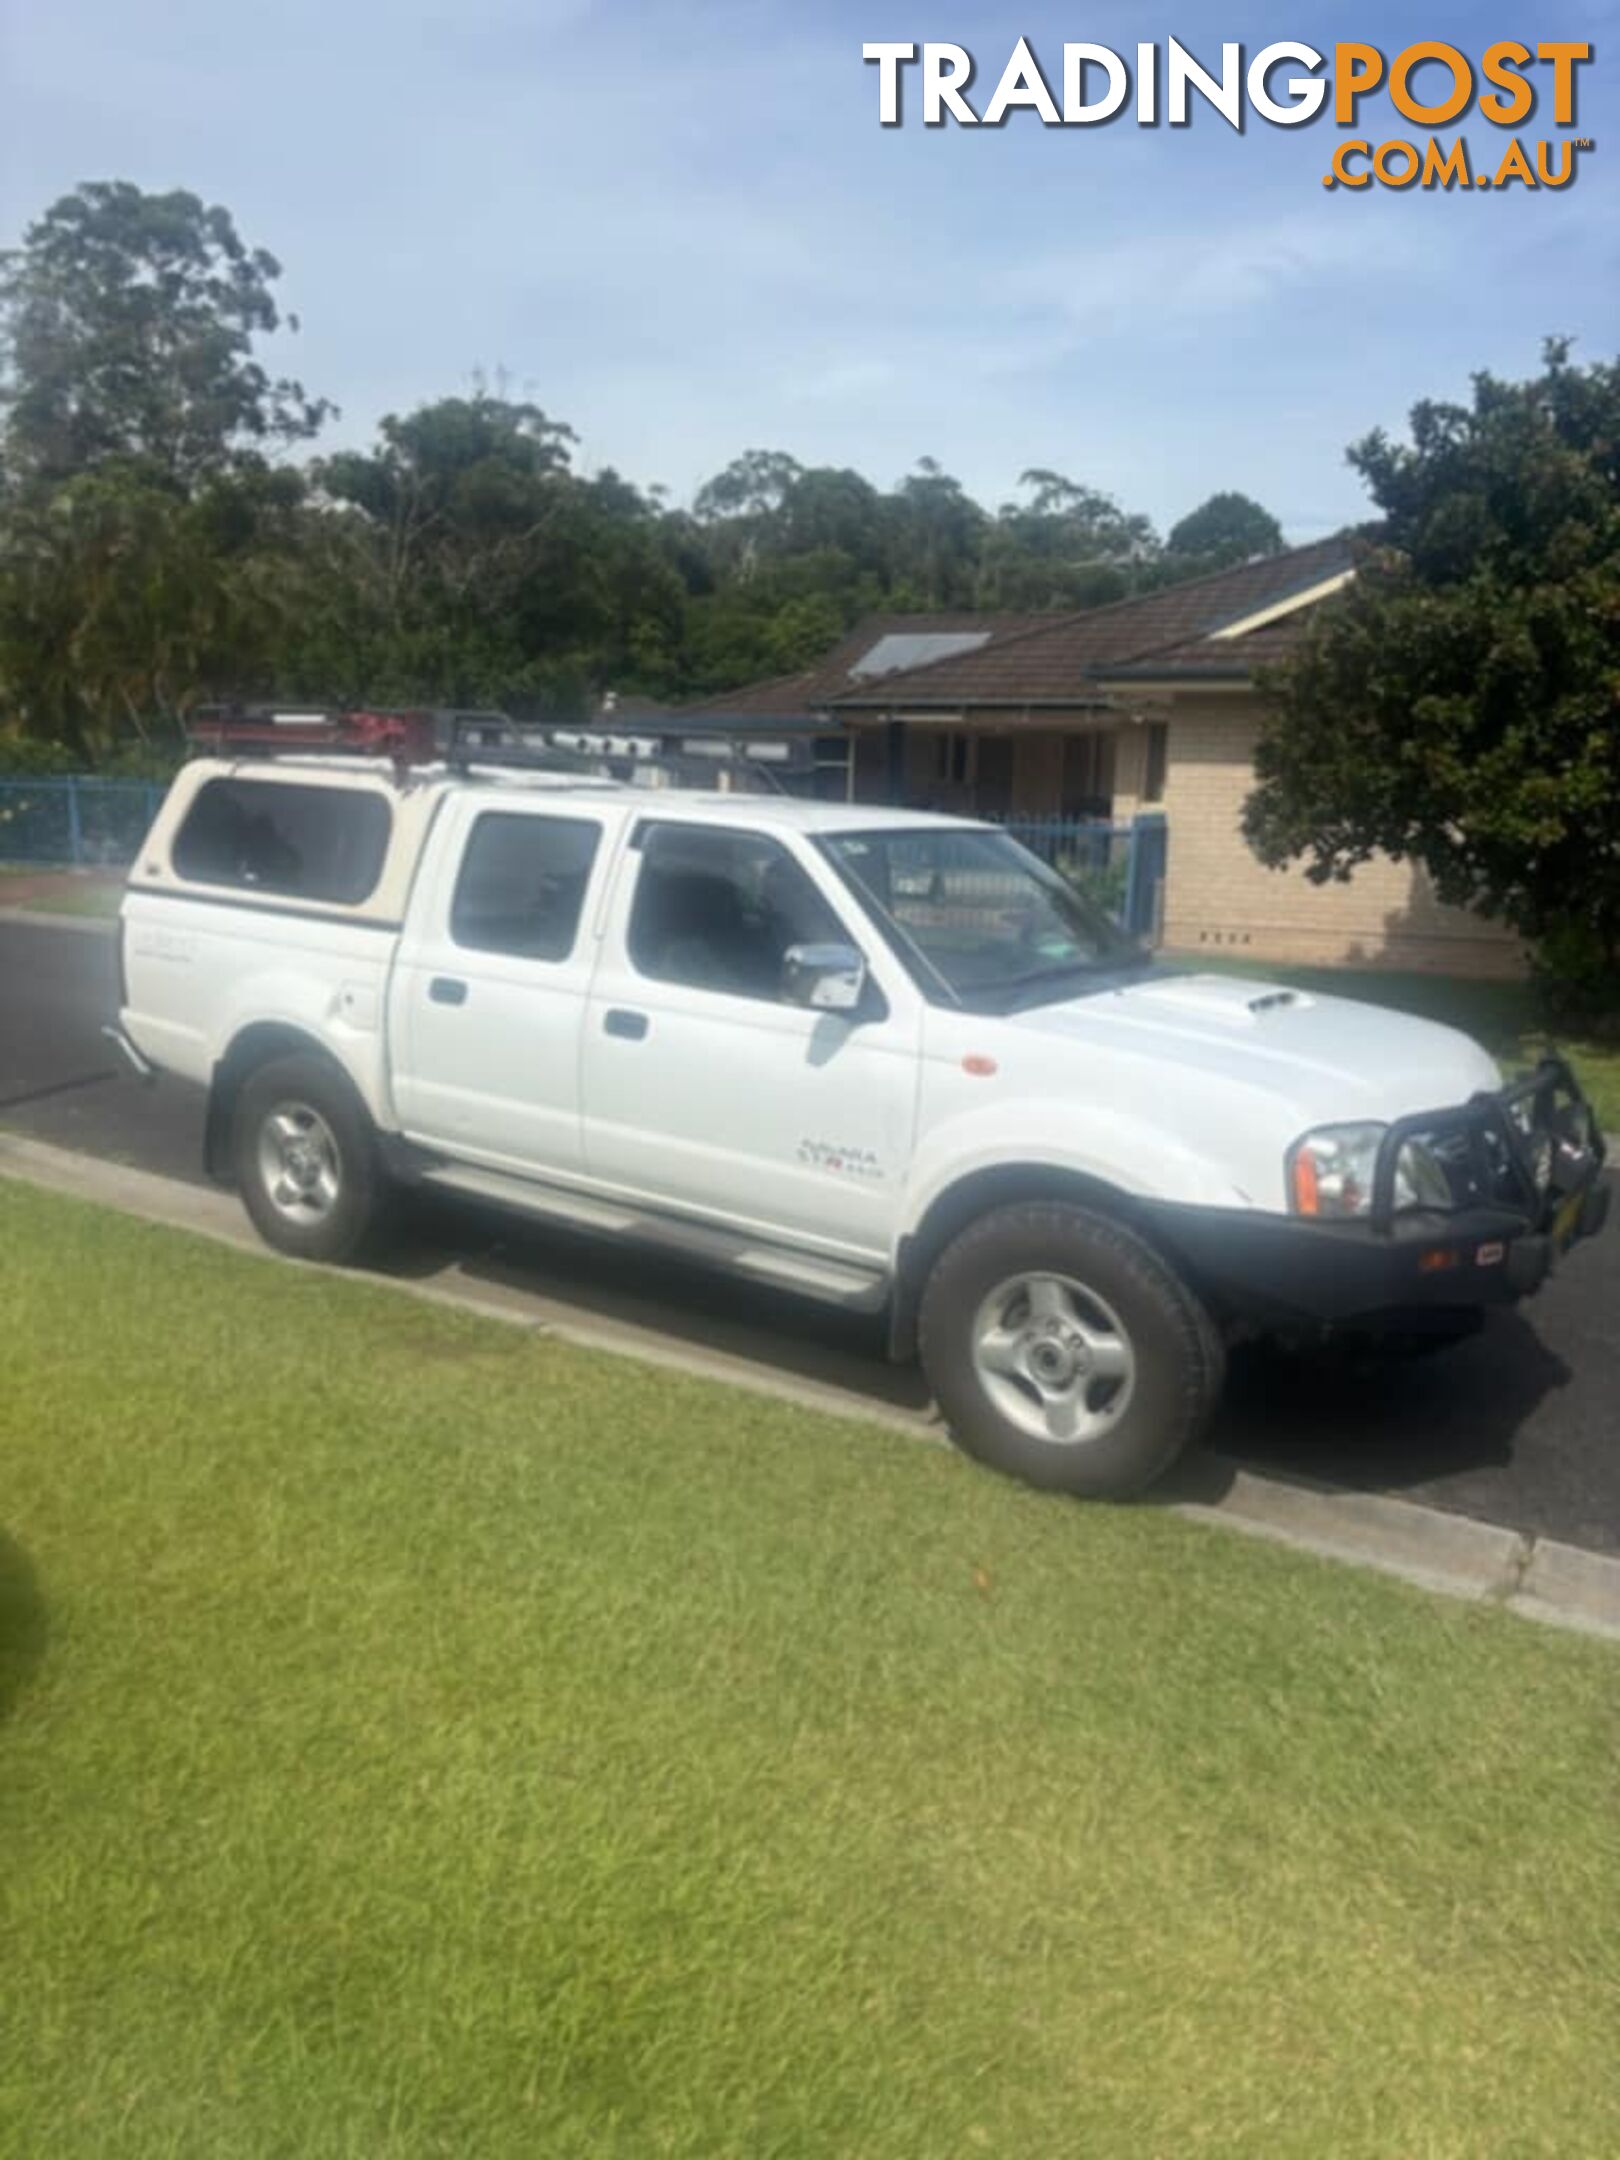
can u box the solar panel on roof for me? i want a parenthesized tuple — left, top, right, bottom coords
(847, 632, 992, 681)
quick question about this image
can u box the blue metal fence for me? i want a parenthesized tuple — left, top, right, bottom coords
(996, 812, 1166, 942)
(0, 775, 167, 869)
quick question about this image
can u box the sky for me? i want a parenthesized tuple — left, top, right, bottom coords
(2, 0, 1616, 542)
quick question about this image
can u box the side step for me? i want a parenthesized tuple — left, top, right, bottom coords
(418, 1160, 891, 1313)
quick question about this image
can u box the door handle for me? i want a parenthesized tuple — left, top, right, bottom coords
(603, 1007, 648, 1041)
(429, 976, 468, 1006)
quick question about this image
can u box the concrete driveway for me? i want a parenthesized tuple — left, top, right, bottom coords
(3, 914, 1615, 1554)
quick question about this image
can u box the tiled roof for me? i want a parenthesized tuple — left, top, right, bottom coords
(673, 538, 1358, 722)
(678, 612, 1053, 720)
(1094, 612, 1337, 682)
(826, 537, 1357, 709)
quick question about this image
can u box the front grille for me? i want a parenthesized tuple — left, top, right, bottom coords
(1372, 1056, 1601, 1229)
(1426, 1127, 1525, 1211)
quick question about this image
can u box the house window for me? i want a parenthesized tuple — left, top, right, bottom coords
(932, 732, 976, 787)
(1143, 722, 1169, 805)
(1060, 732, 1115, 817)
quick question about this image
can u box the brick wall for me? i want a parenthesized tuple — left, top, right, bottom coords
(1160, 697, 1524, 978)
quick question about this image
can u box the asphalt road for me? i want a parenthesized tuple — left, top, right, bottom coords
(3, 915, 1615, 1553)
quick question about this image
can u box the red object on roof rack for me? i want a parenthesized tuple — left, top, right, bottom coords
(187, 706, 440, 763)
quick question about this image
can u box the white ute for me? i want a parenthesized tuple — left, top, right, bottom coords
(111, 737, 1609, 1498)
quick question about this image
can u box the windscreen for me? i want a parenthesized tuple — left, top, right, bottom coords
(818, 826, 1139, 1011)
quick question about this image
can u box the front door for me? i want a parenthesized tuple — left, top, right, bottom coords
(581, 818, 920, 1257)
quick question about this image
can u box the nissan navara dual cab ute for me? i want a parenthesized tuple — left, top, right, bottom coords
(109, 753, 1610, 1499)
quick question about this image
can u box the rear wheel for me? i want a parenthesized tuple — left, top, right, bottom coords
(918, 1202, 1223, 1497)
(233, 1053, 386, 1264)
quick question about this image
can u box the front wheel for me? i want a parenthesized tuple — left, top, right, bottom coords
(918, 1202, 1223, 1498)
(233, 1052, 387, 1265)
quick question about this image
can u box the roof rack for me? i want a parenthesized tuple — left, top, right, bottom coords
(186, 705, 462, 774)
(184, 704, 785, 795)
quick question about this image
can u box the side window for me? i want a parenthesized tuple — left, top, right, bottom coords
(627, 825, 847, 1002)
(451, 813, 601, 961)
(172, 779, 391, 904)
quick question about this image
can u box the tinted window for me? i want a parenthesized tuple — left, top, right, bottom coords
(628, 824, 847, 1002)
(451, 813, 600, 960)
(173, 779, 391, 904)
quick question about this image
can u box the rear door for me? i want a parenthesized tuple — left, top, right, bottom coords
(579, 817, 921, 1256)
(388, 796, 625, 1174)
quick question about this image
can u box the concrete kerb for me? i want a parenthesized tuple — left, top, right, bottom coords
(1172, 1471, 1531, 1605)
(1, 1127, 1618, 1645)
(1513, 1537, 1620, 1638)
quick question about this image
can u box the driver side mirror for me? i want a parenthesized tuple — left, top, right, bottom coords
(781, 941, 868, 1015)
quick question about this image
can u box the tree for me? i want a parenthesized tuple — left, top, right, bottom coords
(887, 458, 987, 607)
(0, 176, 1298, 747)
(692, 449, 804, 578)
(314, 395, 579, 635)
(978, 470, 1157, 607)
(1011, 469, 1157, 562)
(303, 394, 683, 710)
(778, 466, 887, 573)
(1166, 491, 1283, 567)
(1244, 342, 1620, 1009)
(0, 182, 330, 493)
(0, 462, 305, 753)
(693, 448, 803, 526)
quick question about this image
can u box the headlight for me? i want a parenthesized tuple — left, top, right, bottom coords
(1287, 1124, 1454, 1217)
(1288, 1123, 1384, 1217)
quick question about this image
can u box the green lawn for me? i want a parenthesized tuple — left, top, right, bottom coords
(12, 882, 124, 918)
(0, 864, 125, 916)
(1172, 956, 1620, 1134)
(2, 1182, 1618, 2158)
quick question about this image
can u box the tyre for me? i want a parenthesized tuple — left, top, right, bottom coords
(917, 1202, 1224, 1498)
(232, 1052, 387, 1265)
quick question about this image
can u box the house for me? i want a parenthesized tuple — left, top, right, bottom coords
(669, 613, 1055, 803)
(679, 541, 1521, 978)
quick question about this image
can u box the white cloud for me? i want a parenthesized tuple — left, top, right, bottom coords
(1001, 208, 1437, 339)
